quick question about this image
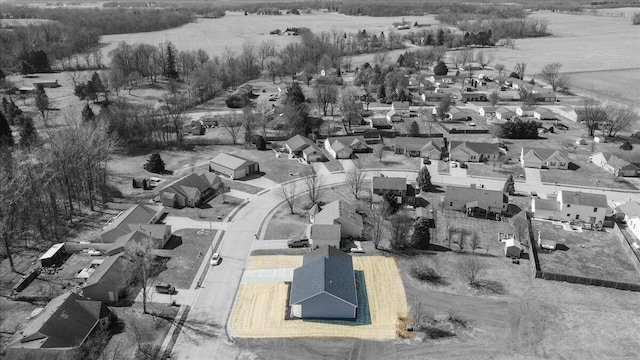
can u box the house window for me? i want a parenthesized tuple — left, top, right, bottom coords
(567, 213, 570, 217)
(549, 162, 556, 166)
(593, 207, 597, 212)
(567, 204, 570, 208)
(449, 202, 453, 206)
(576, 214, 580, 220)
(560, 162, 566, 167)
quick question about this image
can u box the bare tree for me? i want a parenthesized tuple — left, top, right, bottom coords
(315, 84, 338, 117)
(389, 210, 413, 250)
(126, 235, 158, 314)
(602, 104, 638, 137)
(512, 215, 530, 247)
(302, 166, 325, 204)
(513, 62, 527, 80)
(494, 63, 505, 78)
(367, 202, 389, 250)
(221, 114, 242, 144)
(460, 48, 474, 68)
(242, 107, 257, 143)
(469, 232, 481, 253)
(279, 182, 298, 214)
(489, 90, 499, 107)
(456, 255, 487, 286)
(373, 144, 384, 162)
(504, 37, 516, 49)
(540, 62, 567, 91)
(373, 51, 390, 67)
(581, 98, 606, 137)
(346, 160, 366, 199)
(475, 51, 492, 69)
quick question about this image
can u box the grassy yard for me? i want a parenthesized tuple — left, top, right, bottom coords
(356, 151, 421, 171)
(222, 178, 264, 194)
(153, 229, 216, 289)
(540, 158, 637, 190)
(531, 220, 640, 284)
(164, 193, 243, 222)
(263, 183, 371, 240)
(466, 162, 525, 180)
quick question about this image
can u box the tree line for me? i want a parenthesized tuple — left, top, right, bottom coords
(0, 109, 113, 272)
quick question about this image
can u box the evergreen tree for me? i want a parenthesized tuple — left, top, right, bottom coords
(82, 104, 95, 122)
(255, 135, 267, 150)
(408, 121, 420, 136)
(416, 166, 432, 192)
(32, 50, 51, 72)
(0, 111, 14, 147)
(91, 72, 104, 98)
(164, 42, 179, 80)
(433, 61, 448, 76)
(411, 217, 431, 250)
(377, 84, 386, 100)
(285, 82, 306, 105)
(19, 116, 38, 148)
(33, 86, 49, 124)
(503, 175, 516, 195)
(20, 61, 33, 75)
(145, 153, 166, 174)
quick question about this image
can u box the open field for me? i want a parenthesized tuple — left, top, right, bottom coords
(99, 11, 437, 59)
(566, 68, 640, 112)
(231, 256, 408, 339)
(532, 219, 640, 284)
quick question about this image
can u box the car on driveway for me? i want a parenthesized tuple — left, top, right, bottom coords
(155, 282, 176, 294)
(287, 238, 310, 248)
(210, 252, 221, 266)
(422, 158, 431, 165)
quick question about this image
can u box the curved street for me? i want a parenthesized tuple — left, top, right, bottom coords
(167, 164, 640, 359)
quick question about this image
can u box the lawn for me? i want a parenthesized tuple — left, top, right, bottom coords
(222, 178, 264, 195)
(356, 151, 421, 171)
(531, 220, 640, 284)
(163, 193, 243, 222)
(230, 256, 408, 339)
(153, 229, 216, 289)
(263, 183, 371, 240)
(539, 157, 637, 190)
(466, 161, 525, 180)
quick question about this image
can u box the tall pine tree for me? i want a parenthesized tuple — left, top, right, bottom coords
(164, 42, 179, 80)
(503, 175, 516, 195)
(0, 111, 14, 147)
(19, 116, 38, 148)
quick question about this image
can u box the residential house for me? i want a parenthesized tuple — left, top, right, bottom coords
(366, 116, 393, 129)
(98, 204, 165, 243)
(324, 136, 369, 159)
(495, 107, 516, 121)
(444, 185, 508, 216)
(104, 223, 172, 255)
(188, 120, 205, 135)
(447, 107, 474, 121)
(533, 107, 556, 121)
(515, 106, 536, 117)
(393, 137, 444, 159)
(461, 92, 487, 102)
(590, 152, 640, 177)
(532, 190, 608, 225)
(81, 253, 129, 303)
(33, 79, 59, 88)
(372, 176, 415, 205)
(520, 147, 570, 169)
(502, 237, 523, 257)
(421, 92, 450, 103)
(478, 107, 498, 117)
(285, 135, 326, 163)
(39, 243, 66, 268)
(157, 172, 222, 208)
(289, 245, 357, 319)
(618, 201, 640, 240)
(386, 110, 403, 122)
(209, 153, 260, 180)
(391, 101, 410, 116)
(428, 75, 456, 86)
(307, 224, 342, 249)
(312, 199, 363, 239)
(531, 87, 557, 102)
(6, 292, 112, 360)
(556, 106, 578, 121)
(449, 141, 501, 163)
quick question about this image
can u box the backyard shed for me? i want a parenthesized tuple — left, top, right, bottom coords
(39, 243, 66, 267)
(503, 238, 523, 258)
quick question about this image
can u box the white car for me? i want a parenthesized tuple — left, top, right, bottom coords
(469, 122, 477, 126)
(350, 247, 365, 253)
(149, 177, 162, 188)
(210, 253, 221, 266)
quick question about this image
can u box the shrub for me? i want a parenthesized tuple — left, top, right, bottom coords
(255, 135, 267, 150)
(144, 153, 165, 174)
(433, 61, 448, 76)
(620, 142, 633, 151)
(225, 94, 248, 108)
(410, 258, 444, 284)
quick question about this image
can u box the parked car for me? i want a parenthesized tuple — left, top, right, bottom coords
(469, 122, 477, 126)
(530, 191, 538, 197)
(350, 247, 365, 253)
(149, 177, 162, 188)
(287, 238, 310, 248)
(155, 282, 176, 294)
(210, 253, 221, 266)
(423, 158, 431, 165)
(460, 163, 468, 169)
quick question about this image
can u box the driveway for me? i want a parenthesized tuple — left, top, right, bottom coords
(163, 216, 228, 231)
(312, 162, 332, 177)
(242, 176, 279, 188)
(524, 168, 542, 184)
(341, 159, 357, 173)
(251, 239, 291, 250)
(450, 166, 468, 178)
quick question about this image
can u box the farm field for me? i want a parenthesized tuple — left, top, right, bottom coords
(230, 256, 408, 339)
(566, 69, 640, 113)
(532, 219, 640, 284)
(99, 11, 437, 59)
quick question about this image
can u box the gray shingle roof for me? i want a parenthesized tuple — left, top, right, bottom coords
(560, 190, 608, 208)
(210, 153, 257, 170)
(445, 185, 507, 209)
(290, 246, 357, 307)
(372, 176, 406, 192)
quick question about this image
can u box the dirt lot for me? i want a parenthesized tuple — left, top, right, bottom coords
(231, 256, 408, 339)
(531, 219, 640, 284)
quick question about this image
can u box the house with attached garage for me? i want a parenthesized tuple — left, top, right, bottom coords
(6, 292, 113, 360)
(478, 106, 498, 117)
(312, 199, 363, 239)
(515, 105, 536, 117)
(307, 224, 342, 249)
(289, 245, 358, 319)
(617, 201, 640, 240)
(531, 87, 557, 102)
(449, 141, 501, 163)
(285, 134, 326, 163)
(81, 253, 129, 303)
(391, 101, 410, 116)
(98, 204, 166, 244)
(386, 110, 403, 122)
(461, 92, 487, 102)
(532, 190, 609, 225)
(444, 184, 508, 216)
(556, 106, 578, 121)
(209, 153, 260, 180)
(393, 137, 444, 159)
(520, 147, 570, 169)
(324, 136, 369, 159)
(156, 172, 222, 208)
(372, 176, 415, 205)
(366, 116, 393, 129)
(495, 107, 516, 121)
(447, 106, 475, 121)
(421, 92, 451, 103)
(533, 107, 556, 121)
(589, 152, 640, 177)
